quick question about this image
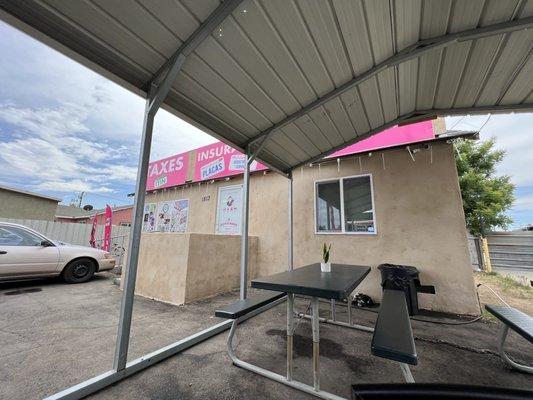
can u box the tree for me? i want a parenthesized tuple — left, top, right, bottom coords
(454, 137, 515, 237)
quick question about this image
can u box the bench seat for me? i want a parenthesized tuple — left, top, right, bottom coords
(371, 289, 417, 366)
(351, 383, 533, 400)
(215, 290, 285, 319)
(485, 304, 533, 344)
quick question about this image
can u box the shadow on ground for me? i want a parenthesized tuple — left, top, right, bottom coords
(0, 276, 531, 400)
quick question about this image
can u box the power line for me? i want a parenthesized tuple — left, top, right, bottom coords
(478, 114, 492, 132)
(449, 115, 466, 130)
(72, 191, 132, 204)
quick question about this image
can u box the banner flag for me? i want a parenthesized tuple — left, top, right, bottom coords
(103, 205, 112, 251)
(89, 215, 97, 248)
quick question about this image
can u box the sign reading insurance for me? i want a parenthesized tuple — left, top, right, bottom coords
(194, 142, 266, 182)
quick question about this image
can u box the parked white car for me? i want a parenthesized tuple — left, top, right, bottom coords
(0, 222, 115, 283)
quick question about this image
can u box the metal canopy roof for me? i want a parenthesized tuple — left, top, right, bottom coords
(1, 0, 533, 174)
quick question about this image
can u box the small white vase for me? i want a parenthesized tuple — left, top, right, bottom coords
(320, 261, 331, 272)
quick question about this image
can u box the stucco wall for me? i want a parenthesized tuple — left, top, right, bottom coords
(134, 232, 258, 305)
(290, 144, 478, 315)
(0, 189, 59, 220)
(136, 233, 190, 305)
(143, 141, 479, 315)
(185, 234, 258, 302)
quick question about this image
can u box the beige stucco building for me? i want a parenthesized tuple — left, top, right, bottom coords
(0, 184, 61, 220)
(134, 136, 479, 316)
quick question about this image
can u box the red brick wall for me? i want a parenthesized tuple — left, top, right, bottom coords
(94, 207, 132, 226)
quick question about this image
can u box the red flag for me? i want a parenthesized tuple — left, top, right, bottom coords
(103, 205, 113, 251)
(89, 215, 97, 248)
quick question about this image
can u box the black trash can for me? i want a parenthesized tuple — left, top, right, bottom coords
(378, 263, 435, 315)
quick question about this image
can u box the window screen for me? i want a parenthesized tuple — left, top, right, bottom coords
(343, 176, 375, 233)
(316, 181, 341, 232)
(315, 175, 376, 234)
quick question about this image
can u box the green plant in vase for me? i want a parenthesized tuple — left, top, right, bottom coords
(321, 243, 331, 272)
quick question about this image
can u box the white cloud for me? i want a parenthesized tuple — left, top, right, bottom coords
(0, 19, 220, 204)
(0, 137, 82, 181)
(513, 195, 533, 211)
(0, 103, 89, 138)
(446, 113, 533, 186)
(33, 179, 114, 193)
(446, 113, 533, 228)
(151, 110, 217, 160)
(96, 165, 139, 182)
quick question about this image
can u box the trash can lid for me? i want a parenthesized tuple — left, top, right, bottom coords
(378, 263, 419, 274)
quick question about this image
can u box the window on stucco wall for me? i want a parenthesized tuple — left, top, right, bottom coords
(315, 174, 376, 235)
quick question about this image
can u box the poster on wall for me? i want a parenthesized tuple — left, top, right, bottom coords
(142, 203, 157, 232)
(216, 185, 243, 235)
(156, 199, 189, 233)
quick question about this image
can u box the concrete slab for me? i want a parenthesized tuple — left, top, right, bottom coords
(0, 275, 531, 400)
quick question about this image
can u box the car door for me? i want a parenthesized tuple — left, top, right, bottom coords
(0, 225, 60, 277)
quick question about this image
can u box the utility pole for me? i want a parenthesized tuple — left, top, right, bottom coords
(77, 191, 85, 208)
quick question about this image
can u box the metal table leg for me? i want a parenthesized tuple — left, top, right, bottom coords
(330, 299, 336, 321)
(348, 296, 352, 326)
(311, 297, 320, 391)
(287, 293, 294, 381)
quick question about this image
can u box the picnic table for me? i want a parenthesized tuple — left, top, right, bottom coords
(251, 263, 370, 395)
(216, 262, 418, 400)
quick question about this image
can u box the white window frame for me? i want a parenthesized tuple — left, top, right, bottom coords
(314, 173, 377, 235)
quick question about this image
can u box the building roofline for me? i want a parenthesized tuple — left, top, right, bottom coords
(133, 130, 479, 196)
(56, 204, 133, 220)
(332, 130, 479, 160)
(0, 184, 62, 202)
(55, 215, 92, 220)
(93, 204, 133, 214)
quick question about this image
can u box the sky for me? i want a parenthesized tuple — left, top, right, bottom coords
(0, 21, 216, 209)
(445, 114, 533, 229)
(0, 20, 531, 228)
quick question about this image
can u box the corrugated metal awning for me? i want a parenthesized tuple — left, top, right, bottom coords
(1, 0, 532, 174)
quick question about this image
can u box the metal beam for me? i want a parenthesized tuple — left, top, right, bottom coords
(288, 172, 293, 271)
(244, 16, 533, 148)
(239, 151, 251, 300)
(114, 0, 244, 372)
(289, 103, 533, 171)
(113, 84, 157, 371)
(145, 0, 244, 92)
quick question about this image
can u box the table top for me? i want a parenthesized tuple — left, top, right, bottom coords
(251, 263, 371, 300)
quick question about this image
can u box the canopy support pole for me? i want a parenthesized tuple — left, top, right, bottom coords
(240, 150, 251, 300)
(113, 85, 156, 371)
(288, 172, 293, 271)
(41, 1, 247, 398)
(239, 133, 282, 299)
(113, 0, 244, 371)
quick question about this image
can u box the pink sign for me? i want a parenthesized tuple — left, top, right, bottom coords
(89, 216, 97, 248)
(147, 152, 189, 191)
(329, 120, 435, 158)
(194, 142, 266, 182)
(103, 205, 112, 252)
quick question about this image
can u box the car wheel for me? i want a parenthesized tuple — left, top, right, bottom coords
(62, 258, 96, 283)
